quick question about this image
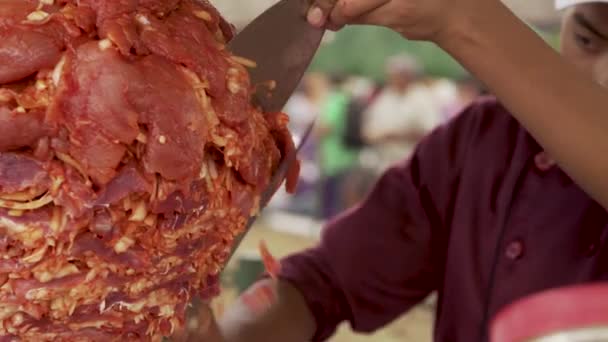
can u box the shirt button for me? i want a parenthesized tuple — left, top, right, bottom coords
(505, 240, 525, 260)
(534, 152, 556, 172)
(586, 243, 599, 257)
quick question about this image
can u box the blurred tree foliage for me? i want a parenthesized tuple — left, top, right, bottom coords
(309, 25, 561, 81)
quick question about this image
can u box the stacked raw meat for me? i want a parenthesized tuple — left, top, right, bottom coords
(0, 0, 297, 340)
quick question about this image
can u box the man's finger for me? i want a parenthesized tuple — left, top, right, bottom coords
(326, 21, 345, 31)
(330, 0, 390, 27)
(348, 3, 394, 27)
(307, 0, 338, 27)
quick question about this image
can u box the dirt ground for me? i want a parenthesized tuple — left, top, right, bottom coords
(218, 223, 435, 342)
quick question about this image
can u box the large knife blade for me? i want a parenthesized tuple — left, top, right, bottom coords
(223, 0, 325, 263)
(227, 0, 325, 112)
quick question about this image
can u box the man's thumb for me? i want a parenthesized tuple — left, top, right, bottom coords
(307, 0, 338, 27)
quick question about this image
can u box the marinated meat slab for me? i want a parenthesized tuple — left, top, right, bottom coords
(0, 0, 298, 340)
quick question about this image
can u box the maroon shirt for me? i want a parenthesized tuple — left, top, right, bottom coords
(278, 97, 608, 342)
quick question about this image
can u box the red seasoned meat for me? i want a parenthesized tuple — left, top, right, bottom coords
(0, 0, 298, 340)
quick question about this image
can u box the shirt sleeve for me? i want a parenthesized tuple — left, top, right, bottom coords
(278, 103, 482, 341)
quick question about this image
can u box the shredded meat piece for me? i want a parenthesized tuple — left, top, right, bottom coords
(0, 29, 62, 84)
(0, 1, 298, 340)
(0, 108, 50, 151)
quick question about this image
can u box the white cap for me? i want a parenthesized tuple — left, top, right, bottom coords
(556, 0, 608, 10)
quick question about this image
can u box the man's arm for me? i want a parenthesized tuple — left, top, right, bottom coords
(218, 280, 315, 341)
(216, 103, 482, 341)
(308, 0, 608, 209)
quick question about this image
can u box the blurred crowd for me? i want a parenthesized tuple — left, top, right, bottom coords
(273, 54, 484, 220)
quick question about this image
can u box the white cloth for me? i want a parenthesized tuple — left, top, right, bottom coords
(362, 84, 442, 171)
(430, 79, 460, 122)
(284, 93, 318, 138)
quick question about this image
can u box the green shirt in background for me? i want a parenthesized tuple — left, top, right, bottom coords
(319, 91, 357, 177)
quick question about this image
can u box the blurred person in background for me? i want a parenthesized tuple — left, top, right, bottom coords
(285, 72, 330, 137)
(427, 77, 460, 122)
(317, 73, 358, 219)
(445, 76, 484, 119)
(281, 73, 329, 215)
(361, 54, 442, 173)
(340, 77, 378, 209)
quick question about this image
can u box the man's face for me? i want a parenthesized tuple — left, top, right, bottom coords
(560, 3, 608, 87)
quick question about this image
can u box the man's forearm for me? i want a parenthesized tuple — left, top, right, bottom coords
(218, 279, 316, 342)
(439, 1, 608, 208)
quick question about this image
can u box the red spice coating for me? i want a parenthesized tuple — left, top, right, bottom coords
(0, 1, 297, 340)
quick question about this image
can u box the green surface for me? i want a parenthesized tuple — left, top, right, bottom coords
(233, 254, 265, 294)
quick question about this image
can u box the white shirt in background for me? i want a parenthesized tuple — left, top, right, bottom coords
(361, 84, 442, 171)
